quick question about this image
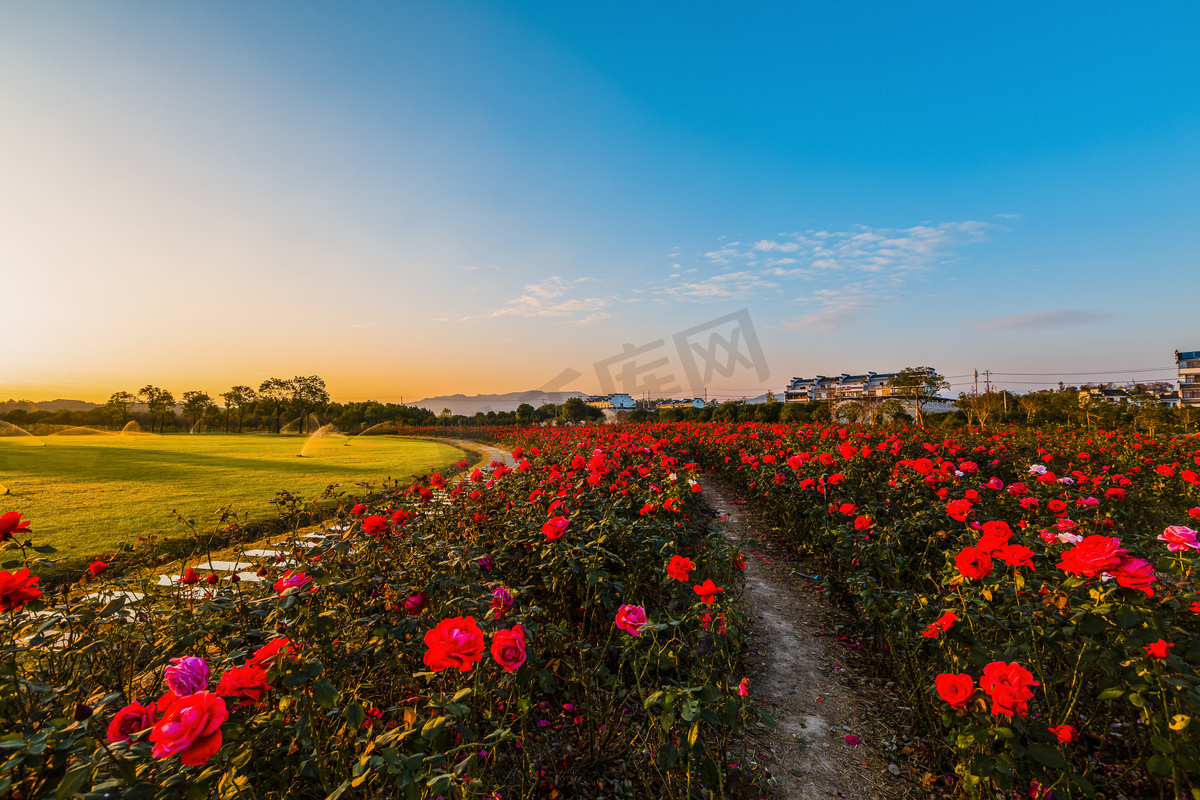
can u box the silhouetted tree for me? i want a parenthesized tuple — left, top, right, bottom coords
(288, 375, 329, 434)
(105, 391, 139, 427)
(258, 378, 291, 434)
(182, 391, 216, 431)
(220, 386, 257, 433)
(139, 385, 176, 433)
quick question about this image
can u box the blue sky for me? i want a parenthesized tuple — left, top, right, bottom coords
(2, 2, 1197, 402)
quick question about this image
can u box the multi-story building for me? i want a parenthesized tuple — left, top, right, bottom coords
(1078, 387, 1129, 405)
(784, 371, 900, 403)
(584, 393, 637, 410)
(1178, 351, 1200, 407)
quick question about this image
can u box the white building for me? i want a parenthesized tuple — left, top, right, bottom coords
(1178, 350, 1200, 407)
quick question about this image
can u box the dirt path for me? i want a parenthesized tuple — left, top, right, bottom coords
(708, 484, 917, 800)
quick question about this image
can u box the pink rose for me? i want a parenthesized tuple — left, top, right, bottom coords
(1159, 525, 1200, 552)
(164, 656, 210, 696)
(404, 592, 428, 615)
(615, 604, 649, 636)
(1110, 557, 1158, 597)
(149, 691, 229, 766)
(490, 624, 527, 672)
(273, 570, 312, 594)
(490, 587, 514, 620)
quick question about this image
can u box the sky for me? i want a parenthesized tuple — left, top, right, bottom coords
(2, 1, 1198, 404)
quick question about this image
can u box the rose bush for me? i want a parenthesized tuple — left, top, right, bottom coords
(0, 429, 753, 799)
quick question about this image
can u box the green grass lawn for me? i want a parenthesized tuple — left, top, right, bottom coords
(0, 433, 467, 561)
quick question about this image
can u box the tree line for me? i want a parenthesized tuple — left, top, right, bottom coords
(3, 369, 1195, 435)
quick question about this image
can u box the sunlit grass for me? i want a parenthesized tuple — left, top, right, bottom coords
(0, 433, 466, 561)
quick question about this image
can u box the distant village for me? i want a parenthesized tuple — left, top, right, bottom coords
(584, 348, 1200, 416)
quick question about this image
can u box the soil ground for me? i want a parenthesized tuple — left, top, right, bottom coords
(708, 482, 932, 800)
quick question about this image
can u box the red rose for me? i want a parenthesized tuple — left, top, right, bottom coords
(980, 661, 1039, 717)
(666, 555, 695, 582)
(106, 701, 156, 743)
(423, 616, 485, 672)
(1057, 536, 1126, 578)
(853, 516, 873, 531)
(935, 673, 974, 709)
(1144, 638, 1174, 660)
(490, 624, 527, 672)
(149, 691, 229, 766)
(1048, 724, 1077, 743)
(542, 515, 570, 541)
(246, 638, 297, 671)
(976, 521, 1013, 554)
(361, 515, 389, 538)
(946, 499, 973, 522)
(0, 511, 31, 542)
(0, 568, 41, 612)
(180, 568, 199, 585)
(996, 544, 1035, 570)
(1105, 488, 1126, 501)
(215, 665, 271, 706)
(693, 579, 724, 604)
(1047, 499, 1067, 515)
(921, 610, 957, 638)
(954, 547, 993, 580)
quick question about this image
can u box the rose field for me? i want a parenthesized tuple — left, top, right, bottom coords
(2, 421, 1200, 799)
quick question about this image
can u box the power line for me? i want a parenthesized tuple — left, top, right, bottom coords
(989, 367, 1175, 376)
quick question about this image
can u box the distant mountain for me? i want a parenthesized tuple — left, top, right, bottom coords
(0, 398, 101, 413)
(407, 391, 588, 417)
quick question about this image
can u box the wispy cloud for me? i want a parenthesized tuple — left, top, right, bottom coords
(475, 276, 614, 321)
(974, 309, 1115, 331)
(659, 270, 779, 300)
(662, 221, 997, 332)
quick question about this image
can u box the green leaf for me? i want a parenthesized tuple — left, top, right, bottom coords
(1027, 742, 1067, 770)
(700, 757, 720, 788)
(1151, 735, 1176, 754)
(344, 702, 365, 731)
(55, 764, 92, 800)
(31, 544, 58, 554)
(451, 688, 472, 703)
(311, 678, 339, 709)
(97, 597, 126, 618)
(697, 685, 721, 703)
(1147, 753, 1173, 775)
(421, 716, 447, 742)
(1096, 687, 1123, 701)
(657, 743, 680, 771)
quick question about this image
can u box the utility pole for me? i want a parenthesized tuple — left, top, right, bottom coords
(974, 369, 979, 396)
(984, 370, 991, 394)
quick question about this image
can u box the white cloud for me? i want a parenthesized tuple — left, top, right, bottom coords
(476, 276, 614, 321)
(664, 220, 997, 329)
(659, 270, 778, 300)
